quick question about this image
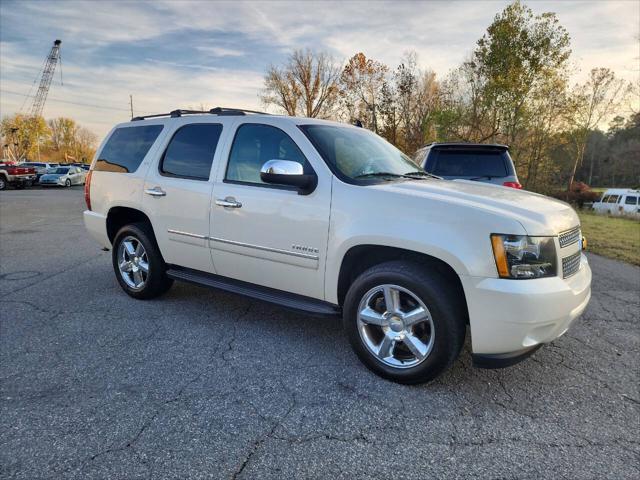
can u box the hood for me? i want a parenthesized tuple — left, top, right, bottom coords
(373, 178, 578, 235)
(41, 173, 66, 180)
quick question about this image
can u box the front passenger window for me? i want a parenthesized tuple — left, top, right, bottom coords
(225, 124, 307, 185)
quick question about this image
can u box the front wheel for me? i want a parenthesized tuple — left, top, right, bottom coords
(0, 177, 7, 190)
(65, 179, 71, 187)
(343, 261, 466, 384)
(112, 223, 173, 299)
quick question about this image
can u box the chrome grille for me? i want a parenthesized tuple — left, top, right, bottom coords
(562, 251, 581, 278)
(559, 226, 581, 248)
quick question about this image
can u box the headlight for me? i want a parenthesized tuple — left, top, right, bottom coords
(490, 234, 557, 279)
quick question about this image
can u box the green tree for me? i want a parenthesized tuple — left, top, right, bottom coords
(471, 0, 571, 161)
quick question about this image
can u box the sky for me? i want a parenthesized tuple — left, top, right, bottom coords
(1, 0, 638, 138)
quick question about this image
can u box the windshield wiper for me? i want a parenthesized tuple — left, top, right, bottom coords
(403, 171, 441, 179)
(354, 172, 404, 180)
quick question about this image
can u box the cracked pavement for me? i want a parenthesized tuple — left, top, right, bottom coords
(1, 188, 639, 479)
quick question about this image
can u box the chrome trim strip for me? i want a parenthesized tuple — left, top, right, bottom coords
(209, 236, 319, 260)
(167, 229, 207, 240)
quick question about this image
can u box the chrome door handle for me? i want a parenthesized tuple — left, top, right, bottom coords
(215, 197, 242, 208)
(145, 187, 166, 197)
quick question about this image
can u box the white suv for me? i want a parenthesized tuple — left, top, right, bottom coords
(84, 108, 592, 384)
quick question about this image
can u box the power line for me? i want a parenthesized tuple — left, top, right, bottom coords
(2, 89, 133, 113)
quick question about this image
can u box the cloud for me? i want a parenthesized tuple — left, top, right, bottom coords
(1, 0, 638, 139)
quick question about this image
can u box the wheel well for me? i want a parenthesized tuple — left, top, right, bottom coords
(337, 245, 468, 319)
(106, 207, 153, 244)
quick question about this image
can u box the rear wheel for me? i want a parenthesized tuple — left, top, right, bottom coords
(112, 223, 173, 299)
(343, 261, 466, 384)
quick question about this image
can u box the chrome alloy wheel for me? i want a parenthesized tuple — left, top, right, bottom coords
(117, 236, 149, 290)
(357, 284, 435, 368)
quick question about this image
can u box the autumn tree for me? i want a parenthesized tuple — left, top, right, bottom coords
(46, 117, 97, 162)
(394, 53, 440, 154)
(261, 49, 341, 118)
(566, 68, 628, 189)
(0, 114, 50, 162)
(340, 53, 388, 132)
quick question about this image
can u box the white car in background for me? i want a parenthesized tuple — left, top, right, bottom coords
(592, 189, 639, 216)
(39, 166, 86, 187)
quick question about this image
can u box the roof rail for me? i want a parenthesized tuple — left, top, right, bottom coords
(209, 107, 269, 116)
(131, 107, 269, 121)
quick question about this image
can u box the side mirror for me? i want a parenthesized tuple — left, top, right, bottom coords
(260, 160, 317, 195)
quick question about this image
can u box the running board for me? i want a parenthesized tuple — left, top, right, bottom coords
(166, 267, 341, 317)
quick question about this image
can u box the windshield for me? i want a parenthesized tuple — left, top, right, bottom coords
(53, 168, 69, 174)
(300, 125, 421, 182)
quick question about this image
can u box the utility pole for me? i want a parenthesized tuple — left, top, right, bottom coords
(130, 94, 134, 119)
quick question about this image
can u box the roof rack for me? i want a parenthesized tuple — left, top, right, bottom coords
(131, 107, 269, 121)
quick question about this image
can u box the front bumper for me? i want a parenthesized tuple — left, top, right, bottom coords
(461, 254, 592, 359)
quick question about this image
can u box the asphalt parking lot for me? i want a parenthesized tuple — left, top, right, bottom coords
(1, 188, 639, 479)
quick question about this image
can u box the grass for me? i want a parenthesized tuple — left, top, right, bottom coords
(577, 210, 640, 265)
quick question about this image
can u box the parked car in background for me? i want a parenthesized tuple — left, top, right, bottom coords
(0, 162, 37, 190)
(592, 189, 640, 216)
(20, 162, 59, 181)
(83, 108, 591, 384)
(39, 166, 86, 187)
(414, 143, 522, 189)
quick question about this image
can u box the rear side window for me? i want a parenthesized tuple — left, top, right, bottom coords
(225, 124, 307, 185)
(625, 196, 638, 205)
(429, 150, 510, 177)
(95, 125, 163, 173)
(160, 124, 223, 180)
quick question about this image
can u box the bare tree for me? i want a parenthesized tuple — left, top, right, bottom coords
(567, 68, 628, 190)
(261, 49, 341, 118)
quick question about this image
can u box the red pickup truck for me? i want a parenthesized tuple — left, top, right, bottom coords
(0, 163, 37, 190)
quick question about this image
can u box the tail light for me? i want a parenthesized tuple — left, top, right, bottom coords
(84, 170, 92, 211)
(503, 181, 522, 189)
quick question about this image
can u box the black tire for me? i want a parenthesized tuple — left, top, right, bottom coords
(0, 177, 7, 190)
(112, 223, 173, 299)
(65, 179, 71, 187)
(343, 260, 466, 384)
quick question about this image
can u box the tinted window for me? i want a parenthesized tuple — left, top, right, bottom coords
(95, 125, 163, 173)
(226, 124, 307, 185)
(601, 195, 610, 203)
(430, 150, 509, 177)
(625, 196, 638, 205)
(607, 195, 619, 203)
(160, 124, 222, 180)
(54, 168, 69, 174)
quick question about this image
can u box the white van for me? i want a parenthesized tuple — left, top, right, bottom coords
(592, 189, 640, 216)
